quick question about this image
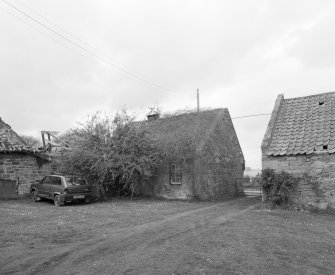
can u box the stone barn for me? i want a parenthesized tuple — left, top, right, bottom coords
(0, 117, 56, 198)
(262, 93, 335, 209)
(140, 109, 245, 200)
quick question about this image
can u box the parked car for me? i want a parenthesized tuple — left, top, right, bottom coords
(30, 174, 92, 206)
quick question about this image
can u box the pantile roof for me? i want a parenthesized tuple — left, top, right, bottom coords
(0, 117, 45, 157)
(266, 92, 335, 156)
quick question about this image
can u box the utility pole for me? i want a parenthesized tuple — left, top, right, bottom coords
(197, 88, 200, 113)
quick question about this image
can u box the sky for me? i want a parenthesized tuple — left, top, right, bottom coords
(1, 0, 335, 169)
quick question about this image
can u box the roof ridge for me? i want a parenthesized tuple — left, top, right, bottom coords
(284, 91, 335, 101)
(145, 108, 228, 122)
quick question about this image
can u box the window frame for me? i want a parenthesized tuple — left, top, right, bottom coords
(42, 176, 53, 185)
(52, 177, 62, 186)
(169, 163, 182, 185)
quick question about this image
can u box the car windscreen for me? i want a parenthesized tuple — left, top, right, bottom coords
(65, 177, 87, 186)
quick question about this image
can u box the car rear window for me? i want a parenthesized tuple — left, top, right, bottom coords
(65, 177, 87, 186)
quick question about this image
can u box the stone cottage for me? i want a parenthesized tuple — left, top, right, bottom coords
(262, 93, 335, 209)
(140, 108, 245, 200)
(0, 117, 56, 198)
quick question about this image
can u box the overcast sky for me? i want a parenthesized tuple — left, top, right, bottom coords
(1, 0, 335, 168)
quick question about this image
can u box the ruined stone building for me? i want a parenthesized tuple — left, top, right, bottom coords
(262, 93, 335, 209)
(140, 109, 245, 200)
(0, 117, 56, 198)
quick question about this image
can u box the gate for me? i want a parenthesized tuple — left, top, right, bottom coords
(242, 177, 262, 197)
(0, 179, 18, 199)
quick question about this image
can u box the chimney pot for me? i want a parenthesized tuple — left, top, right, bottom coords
(147, 108, 160, 121)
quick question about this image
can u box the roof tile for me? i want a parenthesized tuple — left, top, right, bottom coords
(0, 117, 45, 156)
(267, 92, 335, 156)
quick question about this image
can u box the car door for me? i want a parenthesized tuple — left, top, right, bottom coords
(50, 176, 63, 196)
(40, 176, 53, 198)
(37, 177, 47, 197)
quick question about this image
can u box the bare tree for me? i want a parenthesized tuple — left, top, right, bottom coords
(20, 135, 41, 148)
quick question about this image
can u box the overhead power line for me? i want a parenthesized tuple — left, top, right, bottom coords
(1, 0, 191, 95)
(12, 0, 162, 87)
(0, 4, 99, 62)
(1, 0, 279, 112)
(232, 113, 272, 119)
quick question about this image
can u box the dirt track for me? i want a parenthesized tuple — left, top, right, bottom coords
(0, 197, 258, 274)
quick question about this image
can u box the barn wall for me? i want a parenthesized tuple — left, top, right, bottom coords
(140, 110, 245, 201)
(141, 162, 194, 200)
(0, 153, 59, 197)
(263, 152, 335, 209)
(195, 117, 244, 200)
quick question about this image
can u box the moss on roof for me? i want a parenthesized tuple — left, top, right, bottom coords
(140, 108, 229, 161)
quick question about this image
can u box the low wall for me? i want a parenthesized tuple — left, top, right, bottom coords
(263, 152, 335, 209)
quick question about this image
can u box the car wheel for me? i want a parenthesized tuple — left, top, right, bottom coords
(54, 195, 63, 207)
(31, 190, 39, 202)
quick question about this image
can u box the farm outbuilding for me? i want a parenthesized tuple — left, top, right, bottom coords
(262, 93, 335, 209)
(0, 117, 56, 198)
(140, 109, 245, 200)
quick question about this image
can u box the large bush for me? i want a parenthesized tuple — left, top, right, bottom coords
(59, 110, 161, 197)
(256, 168, 300, 205)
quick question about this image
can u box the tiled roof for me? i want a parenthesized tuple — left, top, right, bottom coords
(267, 92, 335, 156)
(0, 140, 38, 153)
(0, 117, 43, 156)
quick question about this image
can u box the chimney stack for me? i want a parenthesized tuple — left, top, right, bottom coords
(147, 107, 160, 121)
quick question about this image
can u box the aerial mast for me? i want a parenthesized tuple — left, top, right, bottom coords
(197, 88, 200, 112)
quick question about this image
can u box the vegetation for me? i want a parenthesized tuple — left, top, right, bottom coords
(1, 198, 335, 274)
(256, 169, 325, 206)
(20, 134, 41, 147)
(58, 108, 228, 198)
(59, 110, 161, 197)
(255, 168, 300, 205)
(149, 109, 222, 163)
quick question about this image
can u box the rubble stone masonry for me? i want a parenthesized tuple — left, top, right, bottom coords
(263, 152, 335, 209)
(0, 153, 58, 196)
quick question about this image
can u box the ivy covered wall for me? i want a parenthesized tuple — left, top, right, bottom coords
(263, 152, 335, 209)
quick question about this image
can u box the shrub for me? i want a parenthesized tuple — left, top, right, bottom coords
(256, 168, 300, 205)
(59, 110, 161, 197)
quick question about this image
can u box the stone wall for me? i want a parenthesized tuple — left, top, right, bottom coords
(140, 110, 244, 201)
(143, 158, 242, 201)
(0, 153, 59, 196)
(263, 152, 335, 209)
(142, 162, 194, 200)
(195, 116, 244, 200)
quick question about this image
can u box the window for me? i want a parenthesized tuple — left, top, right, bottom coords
(52, 177, 62, 186)
(42, 176, 53, 185)
(65, 177, 87, 186)
(170, 163, 182, 185)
